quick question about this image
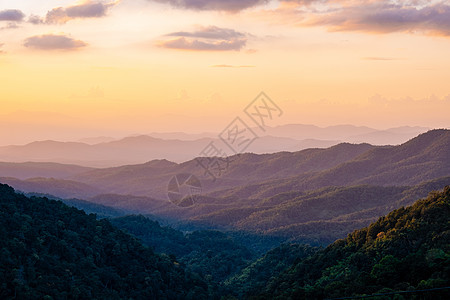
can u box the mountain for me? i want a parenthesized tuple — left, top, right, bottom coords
(210, 129, 450, 200)
(23, 192, 129, 219)
(89, 193, 169, 213)
(151, 125, 429, 144)
(248, 186, 450, 299)
(71, 142, 374, 199)
(147, 131, 216, 140)
(1, 130, 448, 243)
(348, 127, 429, 145)
(1, 176, 448, 298)
(304, 128, 450, 188)
(0, 137, 209, 167)
(77, 136, 116, 144)
(0, 161, 93, 180)
(111, 215, 255, 283)
(67, 129, 449, 204)
(169, 177, 449, 243)
(0, 183, 209, 299)
(224, 243, 319, 297)
(265, 124, 429, 145)
(264, 124, 376, 140)
(0, 135, 322, 167)
(3, 178, 448, 246)
(0, 124, 431, 167)
(0, 177, 103, 199)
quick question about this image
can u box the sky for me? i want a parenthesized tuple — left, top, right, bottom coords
(1, 0, 450, 144)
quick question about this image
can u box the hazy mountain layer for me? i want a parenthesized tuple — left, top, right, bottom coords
(1, 130, 449, 243)
(0, 124, 429, 167)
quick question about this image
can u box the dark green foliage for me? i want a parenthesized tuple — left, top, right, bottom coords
(2, 180, 450, 299)
(110, 215, 190, 257)
(0, 184, 208, 299)
(255, 186, 450, 299)
(24, 192, 127, 218)
(110, 215, 255, 283)
(224, 243, 319, 298)
(182, 230, 254, 282)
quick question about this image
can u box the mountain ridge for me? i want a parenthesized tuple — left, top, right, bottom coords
(0, 124, 431, 167)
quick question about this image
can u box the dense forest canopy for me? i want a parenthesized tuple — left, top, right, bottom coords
(0, 184, 209, 299)
(1, 182, 449, 299)
(251, 186, 450, 299)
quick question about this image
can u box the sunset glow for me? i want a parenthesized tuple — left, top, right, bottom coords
(1, 0, 450, 144)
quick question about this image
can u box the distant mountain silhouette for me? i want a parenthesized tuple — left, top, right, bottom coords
(210, 129, 450, 200)
(0, 124, 430, 167)
(77, 136, 116, 144)
(264, 124, 428, 145)
(0, 135, 328, 167)
(0, 162, 93, 180)
(0, 177, 103, 199)
(1, 129, 447, 202)
(0, 136, 212, 167)
(70, 142, 374, 199)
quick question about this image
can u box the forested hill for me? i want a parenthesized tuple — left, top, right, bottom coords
(250, 186, 450, 299)
(1, 181, 449, 299)
(0, 183, 209, 299)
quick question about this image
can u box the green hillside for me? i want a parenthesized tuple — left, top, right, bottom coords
(0, 184, 208, 299)
(251, 186, 450, 299)
(110, 215, 255, 283)
(224, 243, 319, 298)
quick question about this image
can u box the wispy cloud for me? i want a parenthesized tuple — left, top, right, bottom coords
(260, 0, 450, 37)
(167, 27, 246, 39)
(149, 0, 269, 12)
(45, 1, 119, 24)
(0, 9, 25, 22)
(160, 37, 246, 51)
(159, 26, 248, 51)
(0, 22, 20, 30)
(304, 1, 450, 36)
(24, 34, 88, 51)
(28, 15, 45, 25)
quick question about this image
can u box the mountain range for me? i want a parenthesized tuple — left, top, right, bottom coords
(0, 183, 211, 299)
(229, 186, 450, 299)
(0, 124, 430, 167)
(1, 129, 449, 244)
(1, 181, 449, 299)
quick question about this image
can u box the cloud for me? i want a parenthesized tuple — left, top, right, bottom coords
(0, 9, 25, 21)
(275, 0, 450, 36)
(160, 37, 246, 51)
(149, 0, 269, 12)
(307, 2, 450, 36)
(0, 43, 5, 54)
(167, 26, 246, 39)
(0, 22, 20, 30)
(159, 26, 248, 51)
(28, 15, 44, 25)
(24, 34, 88, 50)
(45, 1, 118, 24)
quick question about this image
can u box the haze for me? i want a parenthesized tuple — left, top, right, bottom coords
(1, 0, 450, 145)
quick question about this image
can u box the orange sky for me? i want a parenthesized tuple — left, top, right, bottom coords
(1, 0, 450, 144)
